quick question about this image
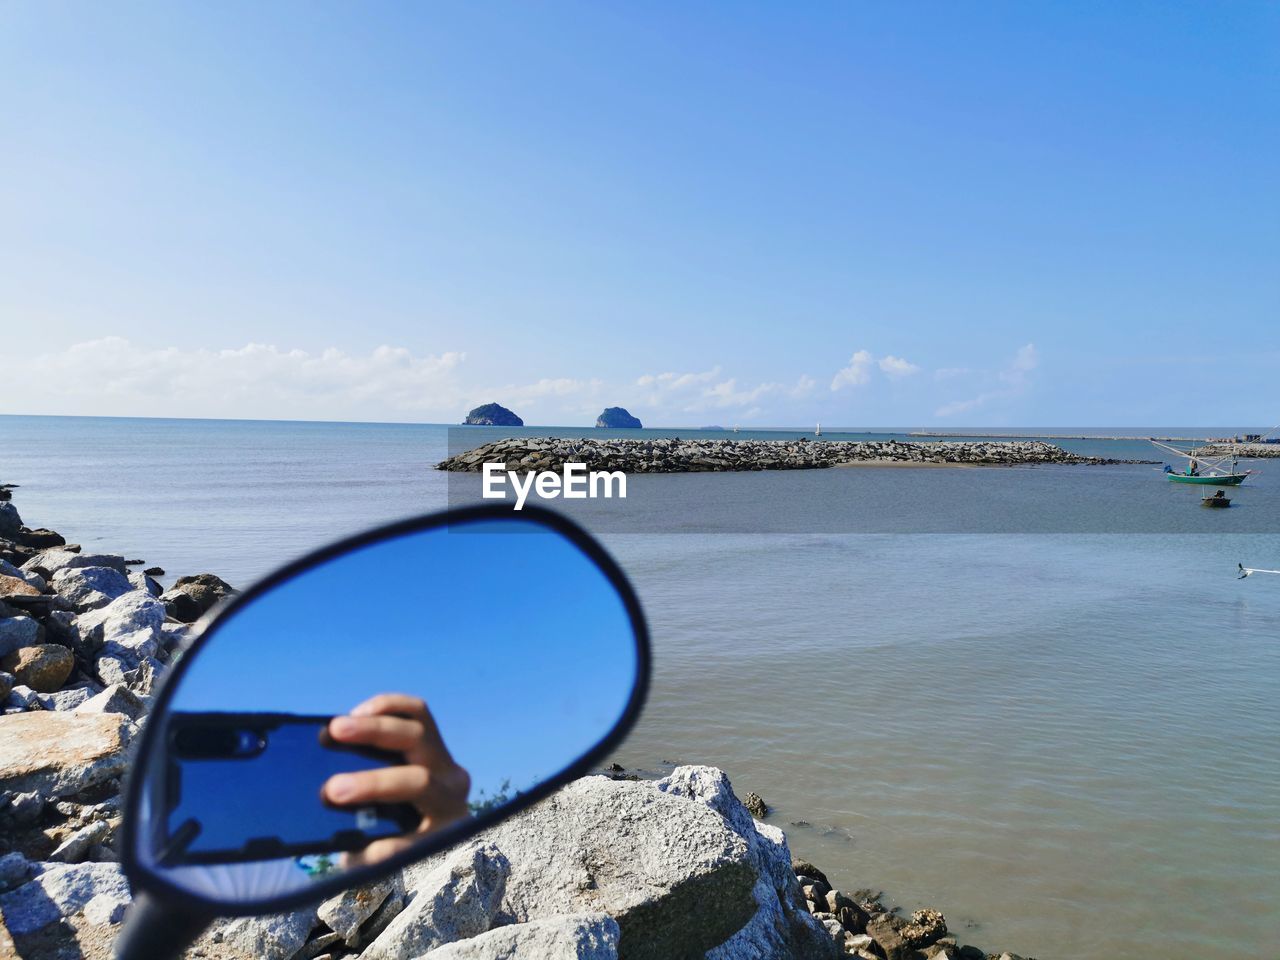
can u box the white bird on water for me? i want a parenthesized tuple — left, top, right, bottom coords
(1238, 563, 1280, 579)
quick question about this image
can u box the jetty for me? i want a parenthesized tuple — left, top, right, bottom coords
(438, 437, 1144, 474)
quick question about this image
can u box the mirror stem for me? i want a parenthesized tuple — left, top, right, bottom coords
(114, 891, 212, 960)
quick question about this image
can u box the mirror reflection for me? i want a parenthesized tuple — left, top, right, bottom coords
(134, 515, 640, 901)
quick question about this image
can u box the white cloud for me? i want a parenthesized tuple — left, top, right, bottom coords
(633, 365, 814, 415)
(936, 343, 1039, 418)
(832, 350, 919, 388)
(635, 367, 721, 390)
(1001, 343, 1038, 384)
(831, 350, 874, 390)
(7, 337, 472, 420)
(878, 355, 921, 379)
(13, 337, 1016, 426)
(934, 394, 989, 417)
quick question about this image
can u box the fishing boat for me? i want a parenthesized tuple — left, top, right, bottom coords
(1202, 491, 1231, 507)
(1150, 438, 1253, 486)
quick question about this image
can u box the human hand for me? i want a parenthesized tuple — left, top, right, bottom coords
(322, 692, 471, 865)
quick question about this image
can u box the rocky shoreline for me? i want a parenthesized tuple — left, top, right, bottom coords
(1, 488, 1037, 960)
(438, 436, 1149, 474)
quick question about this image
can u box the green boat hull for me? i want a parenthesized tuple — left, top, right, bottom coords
(1168, 472, 1247, 486)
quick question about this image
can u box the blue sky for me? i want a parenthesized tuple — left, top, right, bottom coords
(2, 2, 1277, 426)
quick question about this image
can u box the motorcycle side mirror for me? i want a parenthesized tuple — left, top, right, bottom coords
(115, 505, 649, 957)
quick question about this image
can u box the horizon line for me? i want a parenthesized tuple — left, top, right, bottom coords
(0, 412, 1267, 436)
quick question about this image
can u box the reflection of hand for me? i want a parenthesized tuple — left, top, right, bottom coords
(322, 693, 471, 865)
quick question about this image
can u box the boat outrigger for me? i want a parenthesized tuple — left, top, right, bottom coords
(1150, 438, 1254, 486)
(1238, 563, 1280, 578)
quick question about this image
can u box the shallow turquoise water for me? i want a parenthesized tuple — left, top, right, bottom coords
(2, 415, 1277, 958)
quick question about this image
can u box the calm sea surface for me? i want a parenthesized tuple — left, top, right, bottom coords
(2, 416, 1277, 958)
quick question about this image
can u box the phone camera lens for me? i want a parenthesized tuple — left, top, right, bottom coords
(236, 730, 267, 755)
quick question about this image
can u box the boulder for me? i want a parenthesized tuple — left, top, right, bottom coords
(475, 767, 839, 960)
(75, 591, 164, 656)
(463, 403, 524, 427)
(4, 683, 39, 712)
(0, 861, 130, 935)
(317, 876, 397, 943)
(0, 559, 44, 586)
(476, 777, 751, 959)
(195, 908, 319, 960)
(0, 853, 33, 893)
(0, 616, 41, 658)
(742, 791, 768, 818)
(0, 711, 133, 798)
(825, 890, 869, 935)
(425, 913, 621, 959)
(293, 931, 342, 959)
(866, 914, 910, 960)
(0, 671, 11, 702)
(159, 592, 200, 624)
(362, 842, 509, 960)
(83, 891, 129, 926)
(902, 908, 947, 947)
(95, 653, 162, 695)
(21, 550, 127, 578)
(0, 503, 22, 539)
(160, 622, 190, 651)
(75, 684, 147, 721)
(52, 566, 134, 611)
(0, 575, 40, 601)
(49, 819, 111, 863)
(35, 686, 94, 712)
(595, 407, 643, 429)
(161, 573, 234, 623)
(127, 571, 162, 597)
(1, 644, 74, 693)
(347, 888, 406, 951)
(14, 528, 65, 550)
(791, 859, 828, 886)
(653, 766, 839, 960)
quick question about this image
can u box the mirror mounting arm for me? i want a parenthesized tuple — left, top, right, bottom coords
(114, 891, 213, 960)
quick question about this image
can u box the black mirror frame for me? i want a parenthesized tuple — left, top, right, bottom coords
(119, 503, 652, 917)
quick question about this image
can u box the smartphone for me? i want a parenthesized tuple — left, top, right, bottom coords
(154, 711, 420, 867)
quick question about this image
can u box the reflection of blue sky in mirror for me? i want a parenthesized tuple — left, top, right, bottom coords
(166, 520, 639, 803)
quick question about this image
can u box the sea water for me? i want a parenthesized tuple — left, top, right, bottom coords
(2, 415, 1277, 959)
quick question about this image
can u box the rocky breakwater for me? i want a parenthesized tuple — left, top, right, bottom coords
(438, 436, 1116, 474)
(1198, 442, 1280, 459)
(0, 485, 237, 956)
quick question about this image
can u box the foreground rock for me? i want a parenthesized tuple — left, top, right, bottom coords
(463, 403, 524, 427)
(426, 913, 620, 959)
(439, 437, 1129, 474)
(0, 712, 133, 799)
(160, 572, 235, 623)
(1, 644, 74, 692)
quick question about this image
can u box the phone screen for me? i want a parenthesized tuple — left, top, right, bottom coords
(157, 712, 419, 866)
